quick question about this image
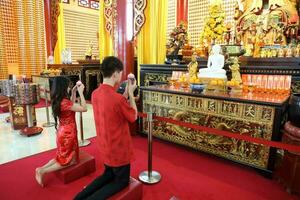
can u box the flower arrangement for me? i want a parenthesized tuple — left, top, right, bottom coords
(199, 3, 226, 46)
(166, 22, 188, 56)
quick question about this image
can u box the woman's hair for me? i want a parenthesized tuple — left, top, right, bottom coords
(50, 76, 70, 129)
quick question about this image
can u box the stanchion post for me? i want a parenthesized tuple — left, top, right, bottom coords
(139, 112, 161, 184)
(42, 86, 55, 127)
(147, 112, 153, 178)
(25, 105, 33, 127)
(78, 97, 91, 147)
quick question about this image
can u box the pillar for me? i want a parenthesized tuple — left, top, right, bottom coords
(176, 0, 188, 25)
(115, 0, 134, 81)
(44, 0, 52, 57)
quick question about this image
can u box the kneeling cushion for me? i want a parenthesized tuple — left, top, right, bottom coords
(109, 177, 143, 200)
(55, 151, 96, 184)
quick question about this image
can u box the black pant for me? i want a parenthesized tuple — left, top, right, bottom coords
(74, 164, 130, 200)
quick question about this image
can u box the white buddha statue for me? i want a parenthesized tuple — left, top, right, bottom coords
(198, 45, 227, 79)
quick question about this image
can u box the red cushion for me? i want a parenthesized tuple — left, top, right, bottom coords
(0, 102, 9, 112)
(55, 151, 96, 184)
(284, 121, 300, 139)
(0, 96, 9, 104)
(108, 177, 143, 200)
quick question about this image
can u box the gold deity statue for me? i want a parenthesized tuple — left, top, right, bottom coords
(188, 53, 198, 79)
(85, 41, 93, 60)
(294, 44, 300, 57)
(235, 0, 299, 50)
(253, 33, 265, 57)
(229, 57, 242, 83)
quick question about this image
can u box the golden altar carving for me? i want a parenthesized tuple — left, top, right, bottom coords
(141, 88, 289, 170)
(144, 73, 170, 86)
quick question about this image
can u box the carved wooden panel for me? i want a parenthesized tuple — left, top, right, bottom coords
(142, 90, 278, 169)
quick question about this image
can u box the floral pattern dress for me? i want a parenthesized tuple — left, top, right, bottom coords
(55, 98, 79, 166)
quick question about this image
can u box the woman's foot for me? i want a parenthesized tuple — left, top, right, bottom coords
(35, 168, 44, 187)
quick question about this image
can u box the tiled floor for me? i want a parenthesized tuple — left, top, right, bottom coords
(0, 104, 96, 164)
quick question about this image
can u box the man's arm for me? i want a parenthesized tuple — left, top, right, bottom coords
(128, 80, 138, 120)
(128, 93, 137, 120)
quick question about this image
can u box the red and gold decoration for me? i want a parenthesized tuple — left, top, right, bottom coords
(241, 74, 291, 94)
(142, 88, 288, 169)
(104, 0, 115, 35)
(14, 83, 43, 136)
(9, 97, 37, 130)
(176, 0, 188, 25)
(133, 0, 146, 37)
(235, 0, 299, 56)
(51, 0, 60, 50)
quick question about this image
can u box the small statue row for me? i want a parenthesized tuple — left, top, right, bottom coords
(260, 45, 300, 58)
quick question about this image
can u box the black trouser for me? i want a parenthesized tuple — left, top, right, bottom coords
(74, 164, 130, 200)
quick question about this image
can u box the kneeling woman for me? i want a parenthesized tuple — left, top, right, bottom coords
(35, 76, 87, 187)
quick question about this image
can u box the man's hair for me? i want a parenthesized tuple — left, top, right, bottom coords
(101, 56, 124, 78)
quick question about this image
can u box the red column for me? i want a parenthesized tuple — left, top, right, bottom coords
(176, 0, 188, 25)
(44, 0, 52, 56)
(115, 0, 134, 81)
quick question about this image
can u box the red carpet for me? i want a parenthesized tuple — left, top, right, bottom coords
(34, 99, 47, 108)
(0, 136, 299, 200)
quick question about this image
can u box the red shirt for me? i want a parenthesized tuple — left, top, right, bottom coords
(92, 84, 136, 167)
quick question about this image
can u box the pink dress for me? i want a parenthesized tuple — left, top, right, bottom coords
(55, 98, 79, 166)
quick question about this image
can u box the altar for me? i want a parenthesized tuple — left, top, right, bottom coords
(37, 61, 102, 100)
(140, 57, 300, 93)
(140, 85, 289, 173)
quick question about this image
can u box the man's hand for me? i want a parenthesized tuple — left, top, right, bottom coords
(72, 85, 77, 93)
(123, 81, 129, 98)
(128, 79, 137, 98)
(77, 84, 85, 94)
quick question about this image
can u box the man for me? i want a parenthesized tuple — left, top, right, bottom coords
(74, 56, 137, 200)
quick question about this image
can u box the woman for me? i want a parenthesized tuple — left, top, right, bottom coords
(35, 76, 87, 187)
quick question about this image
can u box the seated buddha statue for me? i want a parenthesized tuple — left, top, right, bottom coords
(198, 45, 227, 79)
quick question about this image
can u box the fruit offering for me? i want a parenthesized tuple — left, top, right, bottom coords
(226, 80, 241, 87)
(189, 76, 201, 84)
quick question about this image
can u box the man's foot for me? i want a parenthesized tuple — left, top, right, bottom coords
(35, 168, 44, 187)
